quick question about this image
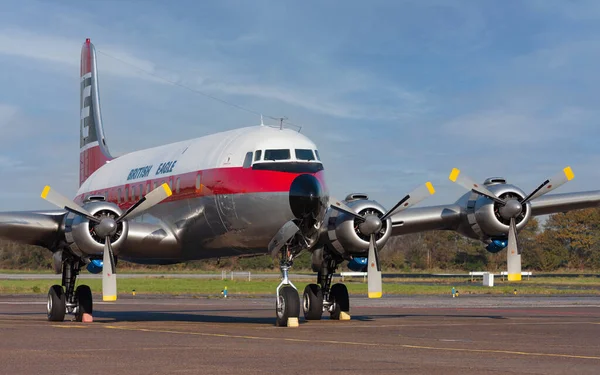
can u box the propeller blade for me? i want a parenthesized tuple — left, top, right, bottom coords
(41, 186, 99, 223)
(329, 196, 365, 221)
(381, 182, 435, 221)
(367, 234, 382, 299)
(102, 237, 117, 301)
(522, 166, 574, 204)
(268, 220, 300, 258)
(117, 183, 172, 222)
(506, 217, 522, 282)
(449, 168, 505, 205)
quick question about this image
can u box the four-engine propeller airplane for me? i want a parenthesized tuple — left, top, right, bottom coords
(2, 39, 600, 326)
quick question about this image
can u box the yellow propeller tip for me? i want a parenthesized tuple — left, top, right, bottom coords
(161, 183, 173, 197)
(449, 168, 460, 182)
(425, 182, 435, 195)
(564, 166, 574, 181)
(41, 186, 51, 199)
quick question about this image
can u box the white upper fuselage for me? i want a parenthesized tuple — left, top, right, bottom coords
(78, 125, 321, 197)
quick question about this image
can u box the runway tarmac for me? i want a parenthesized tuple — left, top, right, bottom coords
(1, 295, 599, 374)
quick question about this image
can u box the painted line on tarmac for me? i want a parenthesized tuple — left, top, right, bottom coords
(103, 325, 600, 361)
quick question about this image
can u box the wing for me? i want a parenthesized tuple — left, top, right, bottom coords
(0, 210, 66, 249)
(389, 204, 462, 236)
(529, 190, 600, 216)
(386, 190, 600, 238)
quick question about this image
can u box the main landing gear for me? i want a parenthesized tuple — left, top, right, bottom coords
(275, 251, 350, 326)
(302, 258, 350, 321)
(47, 256, 93, 322)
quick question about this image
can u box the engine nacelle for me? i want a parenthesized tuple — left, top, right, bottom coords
(456, 182, 531, 245)
(63, 201, 128, 257)
(324, 196, 392, 258)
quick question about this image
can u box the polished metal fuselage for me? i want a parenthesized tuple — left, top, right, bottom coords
(117, 192, 296, 264)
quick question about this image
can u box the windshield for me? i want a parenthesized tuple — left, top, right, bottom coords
(295, 149, 315, 161)
(264, 149, 291, 161)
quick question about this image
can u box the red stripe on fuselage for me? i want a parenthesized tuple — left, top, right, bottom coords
(76, 167, 327, 210)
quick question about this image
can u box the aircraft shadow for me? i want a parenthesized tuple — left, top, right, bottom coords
(91, 309, 509, 324)
(93, 309, 276, 324)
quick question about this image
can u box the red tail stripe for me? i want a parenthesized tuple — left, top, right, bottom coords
(80, 39, 92, 77)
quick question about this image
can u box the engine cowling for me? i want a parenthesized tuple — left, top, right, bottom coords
(456, 182, 531, 246)
(324, 196, 392, 258)
(63, 201, 128, 257)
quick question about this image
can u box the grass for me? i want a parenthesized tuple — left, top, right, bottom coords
(1, 276, 600, 296)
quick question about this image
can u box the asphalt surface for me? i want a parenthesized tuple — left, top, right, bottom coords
(1, 295, 599, 374)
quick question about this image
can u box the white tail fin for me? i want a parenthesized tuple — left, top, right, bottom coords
(80, 38, 112, 186)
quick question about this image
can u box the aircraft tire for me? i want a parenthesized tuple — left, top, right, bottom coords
(302, 283, 323, 320)
(75, 285, 93, 322)
(276, 286, 300, 327)
(47, 285, 66, 322)
(329, 283, 349, 320)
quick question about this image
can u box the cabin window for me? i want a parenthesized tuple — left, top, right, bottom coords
(196, 174, 201, 190)
(314, 150, 321, 161)
(139, 184, 143, 198)
(153, 181, 157, 190)
(243, 152, 253, 168)
(130, 186, 135, 201)
(124, 186, 129, 202)
(254, 150, 262, 161)
(176, 178, 180, 194)
(146, 183, 150, 195)
(168, 179, 173, 191)
(117, 188, 121, 204)
(295, 149, 315, 161)
(264, 149, 290, 161)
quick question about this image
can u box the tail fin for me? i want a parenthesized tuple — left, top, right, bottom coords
(80, 38, 113, 186)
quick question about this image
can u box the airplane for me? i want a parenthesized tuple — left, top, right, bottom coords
(1, 38, 600, 326)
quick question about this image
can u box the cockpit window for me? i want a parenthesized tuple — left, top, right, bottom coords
(314, 150, 321, 161)
(264, 149, 290, 161)
(295, 149, 315, 161)
(254, 150, 262, 161)
(243, 152, 253, 168)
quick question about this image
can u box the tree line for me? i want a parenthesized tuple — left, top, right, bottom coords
(2, 208, 600, 271)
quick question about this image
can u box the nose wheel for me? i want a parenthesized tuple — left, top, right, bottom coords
(276, 286, 300, 327)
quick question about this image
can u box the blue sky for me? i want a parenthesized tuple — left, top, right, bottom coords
(0, 0, 599, 211)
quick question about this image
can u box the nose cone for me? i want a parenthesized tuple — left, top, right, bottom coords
(289, 174, 326, 220)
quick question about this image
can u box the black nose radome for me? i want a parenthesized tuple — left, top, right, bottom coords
(289, 174, 323, 220)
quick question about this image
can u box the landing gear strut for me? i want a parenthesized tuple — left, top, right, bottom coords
(275, 260, 300, 327)
(46, 256, 93, 322)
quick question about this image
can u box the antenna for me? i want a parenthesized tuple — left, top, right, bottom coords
(279, 116, 288, 130)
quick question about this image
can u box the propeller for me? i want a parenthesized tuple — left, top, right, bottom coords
(330, 182, 436, 298)
(449, 167, 574, 281)
(42, 183, 173, 301)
